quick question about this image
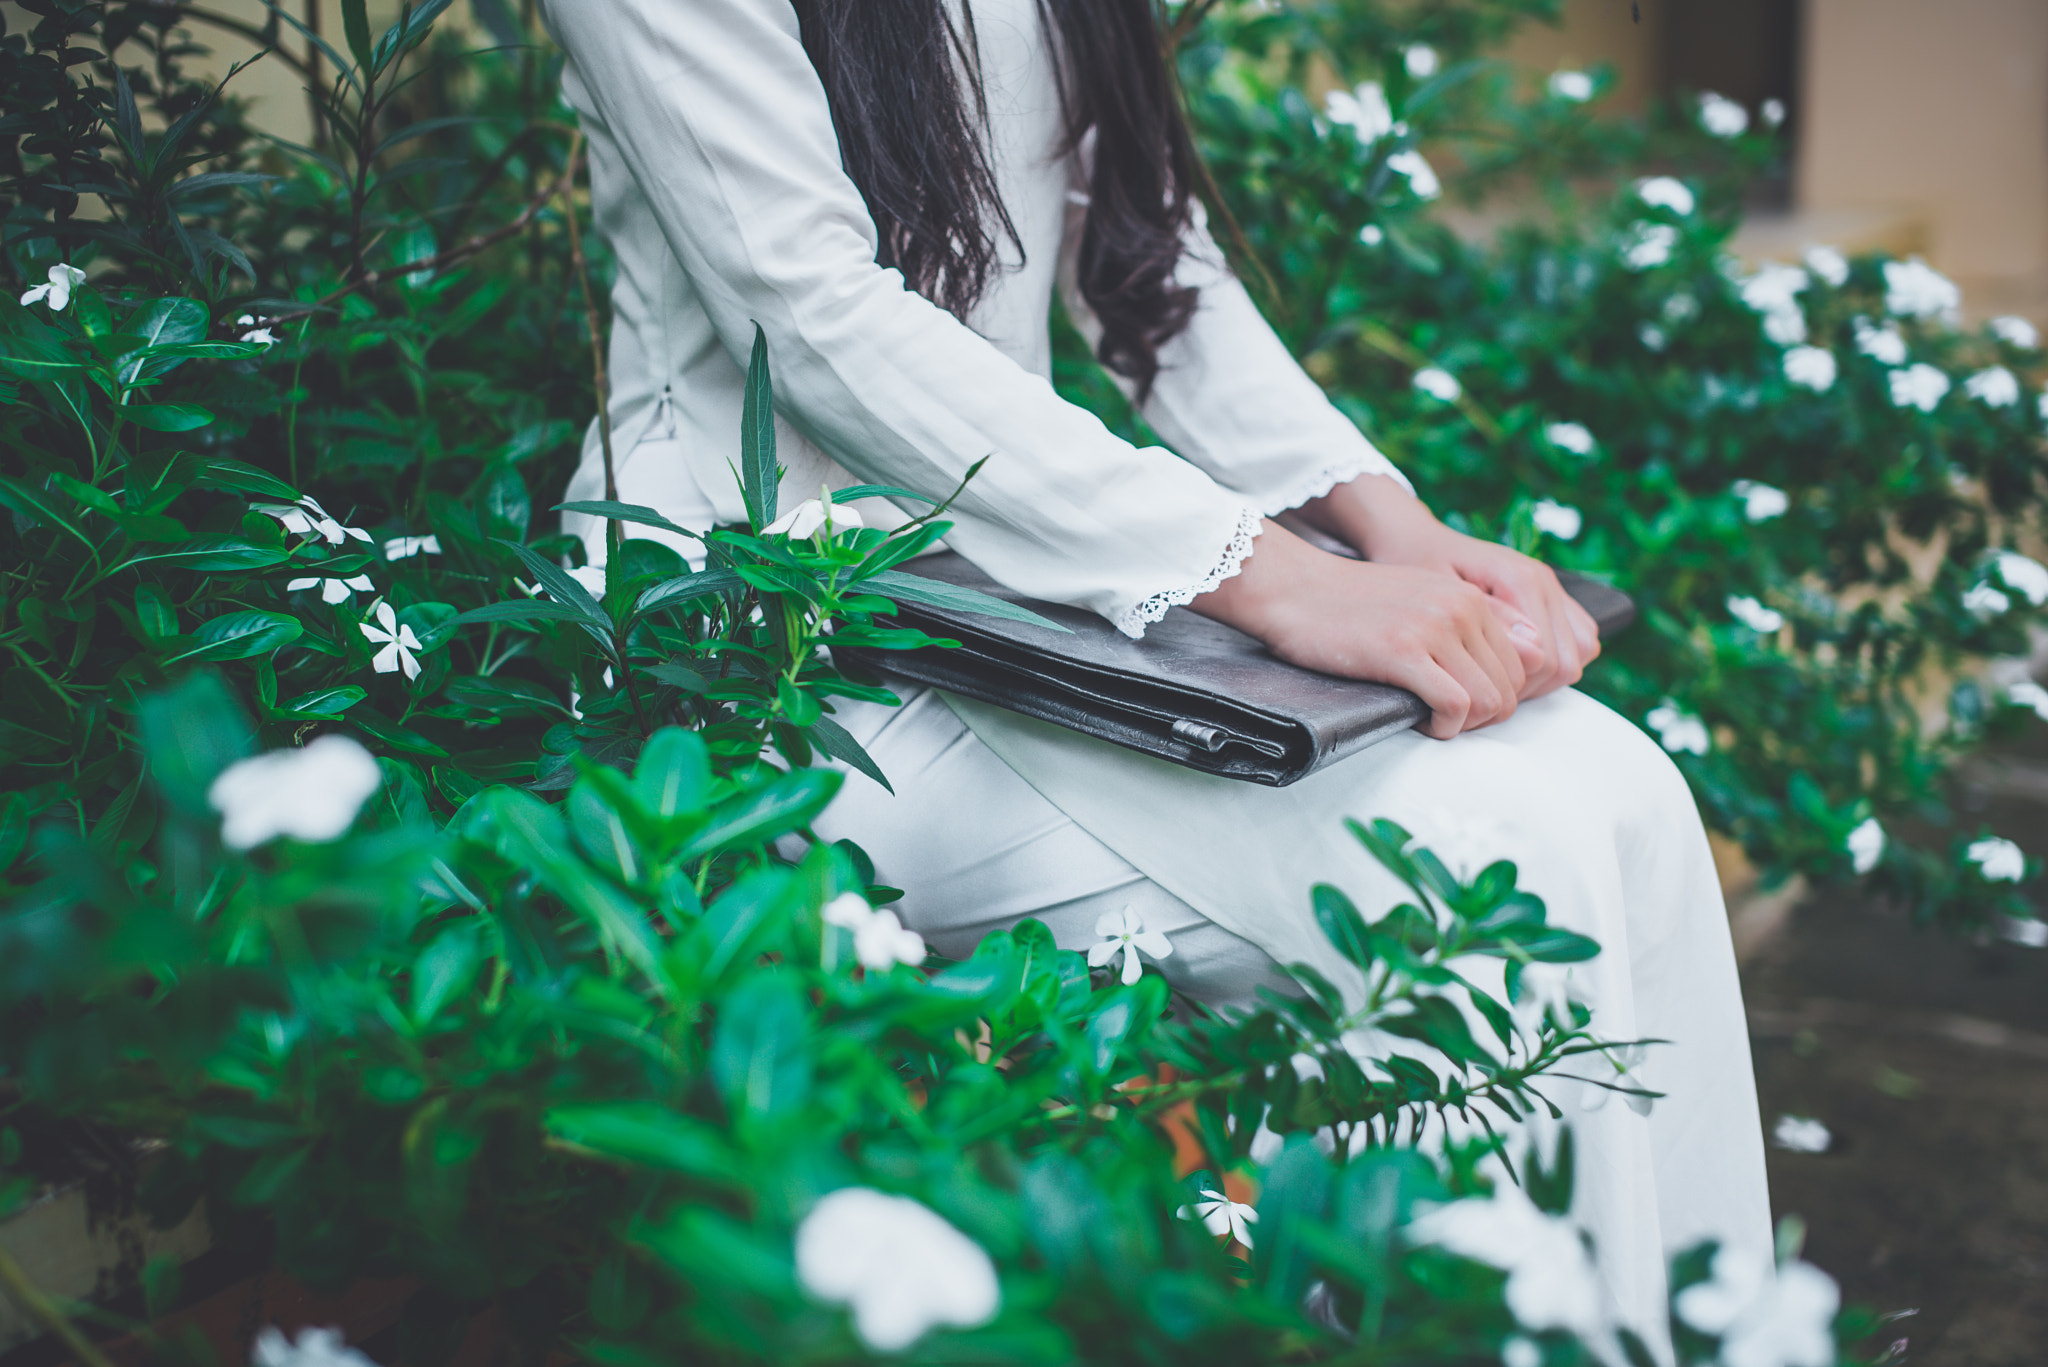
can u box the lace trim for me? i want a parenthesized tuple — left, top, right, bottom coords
(1112, 506, 1263, 639)
(1261, 450, 1412, 516)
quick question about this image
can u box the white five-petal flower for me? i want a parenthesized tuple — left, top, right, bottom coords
(1965, 366, 2021, 408)
(1385, 148, 1440, 199)
(360, 600, 424, 680)
(2005, 679, 2048, 722)
(1992, 550, 2048, 605)
(1619, 221, 1678, 271)
(1853, 317, 1908, 366)
(1888, 363, 1951, 412)
(822, 892, 925, 971)
(1088, 906, 1173, 985)
(1676, 1247, 1839, 1367)
(1323, 82, 1395, 145)
(1727, 595, 1785, 633)
(1182, 1189, 1258, 1247)
(19, 263, 86, 311)
(1781, 346, 1837, 392)
(1403, 44, 1439, 78)
(251, 1326, 380, 1367)
(1802, 244, 1850, 287)
(1406, 1181, 1603, 1336)
(1772, 1114, 1832, 1154)
(1846, 817, 1886, 874)
(1634, 176, 1694, 216)
(383, 534, 441, 560)
(2001, 915, 2048, 948)
(1739, 262, 1811, 346)
(1646, 701, 1710, 755)
(1548, 69, 1594, 102)
(1412, 366, 1461, 402)
(1964, 581, 2013, 617)
(261, 496, 373, 547)
(1545, 421, 1595, 456)
(209, 736, 383, 851)
(1883, 257, 1961, 321)
(287, 573, 376, 605)
(1990, 315, 2039, 349)
(1531, 499, 1582, 541)
(1967, 836, 2026, 882)
(1698, 91, 1750, 137)
(1733, 480, 1789, 522)
(764, 492, 864, 540)
(794, 1189, 1000, 1352)
(236, 314, 279, 348)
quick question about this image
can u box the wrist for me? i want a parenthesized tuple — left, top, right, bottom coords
(1302, 473, 1443, 561)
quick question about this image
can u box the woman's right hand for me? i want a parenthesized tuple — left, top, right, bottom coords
(1190, 519, 1528, 739)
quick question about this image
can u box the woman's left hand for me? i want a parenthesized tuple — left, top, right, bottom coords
(1299, 474, 1599, 701)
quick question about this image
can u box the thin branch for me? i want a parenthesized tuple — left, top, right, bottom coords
(0, 1244, 120, 1367)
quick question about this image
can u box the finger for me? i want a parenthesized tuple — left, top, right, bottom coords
(1521, 581, 1582, 698)
(1563, 593, 1601, 663)
(1397, 657, 1473, 740)
(1440, 633, 1512, 732)
(1468, 605, 1526, 719)
(1488, 596, 1554, 695)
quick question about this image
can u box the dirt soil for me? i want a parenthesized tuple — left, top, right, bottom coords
(1741, 756, 2048, 1366)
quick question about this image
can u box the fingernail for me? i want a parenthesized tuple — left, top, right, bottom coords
(1510, 621, 1540, 644)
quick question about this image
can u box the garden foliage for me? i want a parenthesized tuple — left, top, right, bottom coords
(0, 0, 1921, 1362)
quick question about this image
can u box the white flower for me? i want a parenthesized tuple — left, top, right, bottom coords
(1385, 149, 1440, 199)
(1547, 69, 1594, 102)
(1762, 97, 1788, 127)
(1883, 257, 1961, 322)
(1846, 817, 1886, 874)
(1412, 366, 1461, 402)
(1772, 1114, 1832, 1154)
(1678, 1248, 1839, 1367)
(1407, 1183, 1603, 1336)
(1635, 176, 1695, 215)
(1620, 221, 1678, 271)
(1727, 595, 1785, 633)
(1781, 346, 1837, 392)
(1967, 836, 2027, 882)
(1639, 323, 1668, 352)
(1545, 421, 1595, 456)
(1088, 906, 1173, 985)
(1403, 44, 1439, 78)
(1853, 317, 1908, 366)
(2001, 915, 2048, 948)
(821, 892, 925, 970)
(1802, 244, 1849, 287)
(795, 1188, 1000, 1352)
(251, 1326, 379, 1367)
(1699, 91, 1750, 138)
(209, 736, 382, 851)
(1740, 262, 1811, 346)
(1964, 582, 2012, 617)
(1733, 480, 1789, 522)
(1324, 82, 1394, 145)
(1181, 1189, 1257, 1247)
(383, 535, 440, 560)
(1964, 365, 2020, 408)
(286, 573, 375, 605)
(19, 263, 86, 311)
(1531, 499, 1581, 540)
(1646, 701, 1710, 755)
(360, 600, 424, 680)
(1990, 315, 2039, 349)
(1992, 550, 2048, 605)
(1888, 363, 1950, 412)
(260, 496, 373, 548)
(763, 495, 863, 540)
(565, 563, 607, 600)
(236, 314, 279, 348)
(1501, 1337, 1542, 1367)
(2006, 679, 2048, 721)
(1358, 224, 1384, 247)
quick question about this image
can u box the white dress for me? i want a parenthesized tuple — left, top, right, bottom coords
(539, 0, 1772, 1346)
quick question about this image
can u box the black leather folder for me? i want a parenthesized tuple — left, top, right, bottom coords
(841, 551, 1634, 787)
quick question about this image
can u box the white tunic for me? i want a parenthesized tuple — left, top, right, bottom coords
(540, 0, 1772, 1348)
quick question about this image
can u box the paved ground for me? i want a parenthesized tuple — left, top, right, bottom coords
(1741, 752, 2048, 1366)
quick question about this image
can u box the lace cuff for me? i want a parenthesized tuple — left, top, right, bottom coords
(1112, 506, 1263, 639)
(1260, 448, 1412, 517)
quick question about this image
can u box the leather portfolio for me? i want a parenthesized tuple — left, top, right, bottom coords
(842, 551, 1634, 788)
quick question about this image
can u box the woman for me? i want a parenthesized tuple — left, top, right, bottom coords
(540, 0, 1769, 1342)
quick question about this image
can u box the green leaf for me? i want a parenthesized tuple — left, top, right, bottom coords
(1310, 884, 1375, 970)
(640, 660, 707, 693)
(544, 1103, 744, 1185)
(496, 539, 608, 627)
(114, 297, 206, 384)
(740, 324, 778, 531)
(677, 769, 842, 861)
(411, 921, 483, 1027)
(123, 402, 215, 432)
(805, 715, 892, 793)
(632, 728, 714, 819)
(831, 483, 941, 506)
(636, 567, 747, 615)
(863, 568, 1072, 633)
(125, 538, 291, 573)
(175, 610, 303, 662)
(136, 672, 256, 815)
(276, 685, 367, 718)
(555, 500, 702, 541)
(341, 0, 375, 72)
(197, 459, 300, 501)
(444, 599, 596, 630)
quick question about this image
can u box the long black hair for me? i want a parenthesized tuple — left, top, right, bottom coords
(792, 0, 1201, 399)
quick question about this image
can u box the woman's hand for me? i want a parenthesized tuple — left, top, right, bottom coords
(1192, 521, 1529, 739)
(1299, 474, 1599, 700)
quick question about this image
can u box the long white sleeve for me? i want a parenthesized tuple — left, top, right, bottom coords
(539, 0, 1260, 634)
(1060, 201, 1412, 515)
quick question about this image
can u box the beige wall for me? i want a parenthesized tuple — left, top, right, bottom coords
(1798, 0, 2048, 306)
(1499, 0, 1665, 116)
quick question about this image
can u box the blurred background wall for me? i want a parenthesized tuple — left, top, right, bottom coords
(1503, 0, 2048, 325)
